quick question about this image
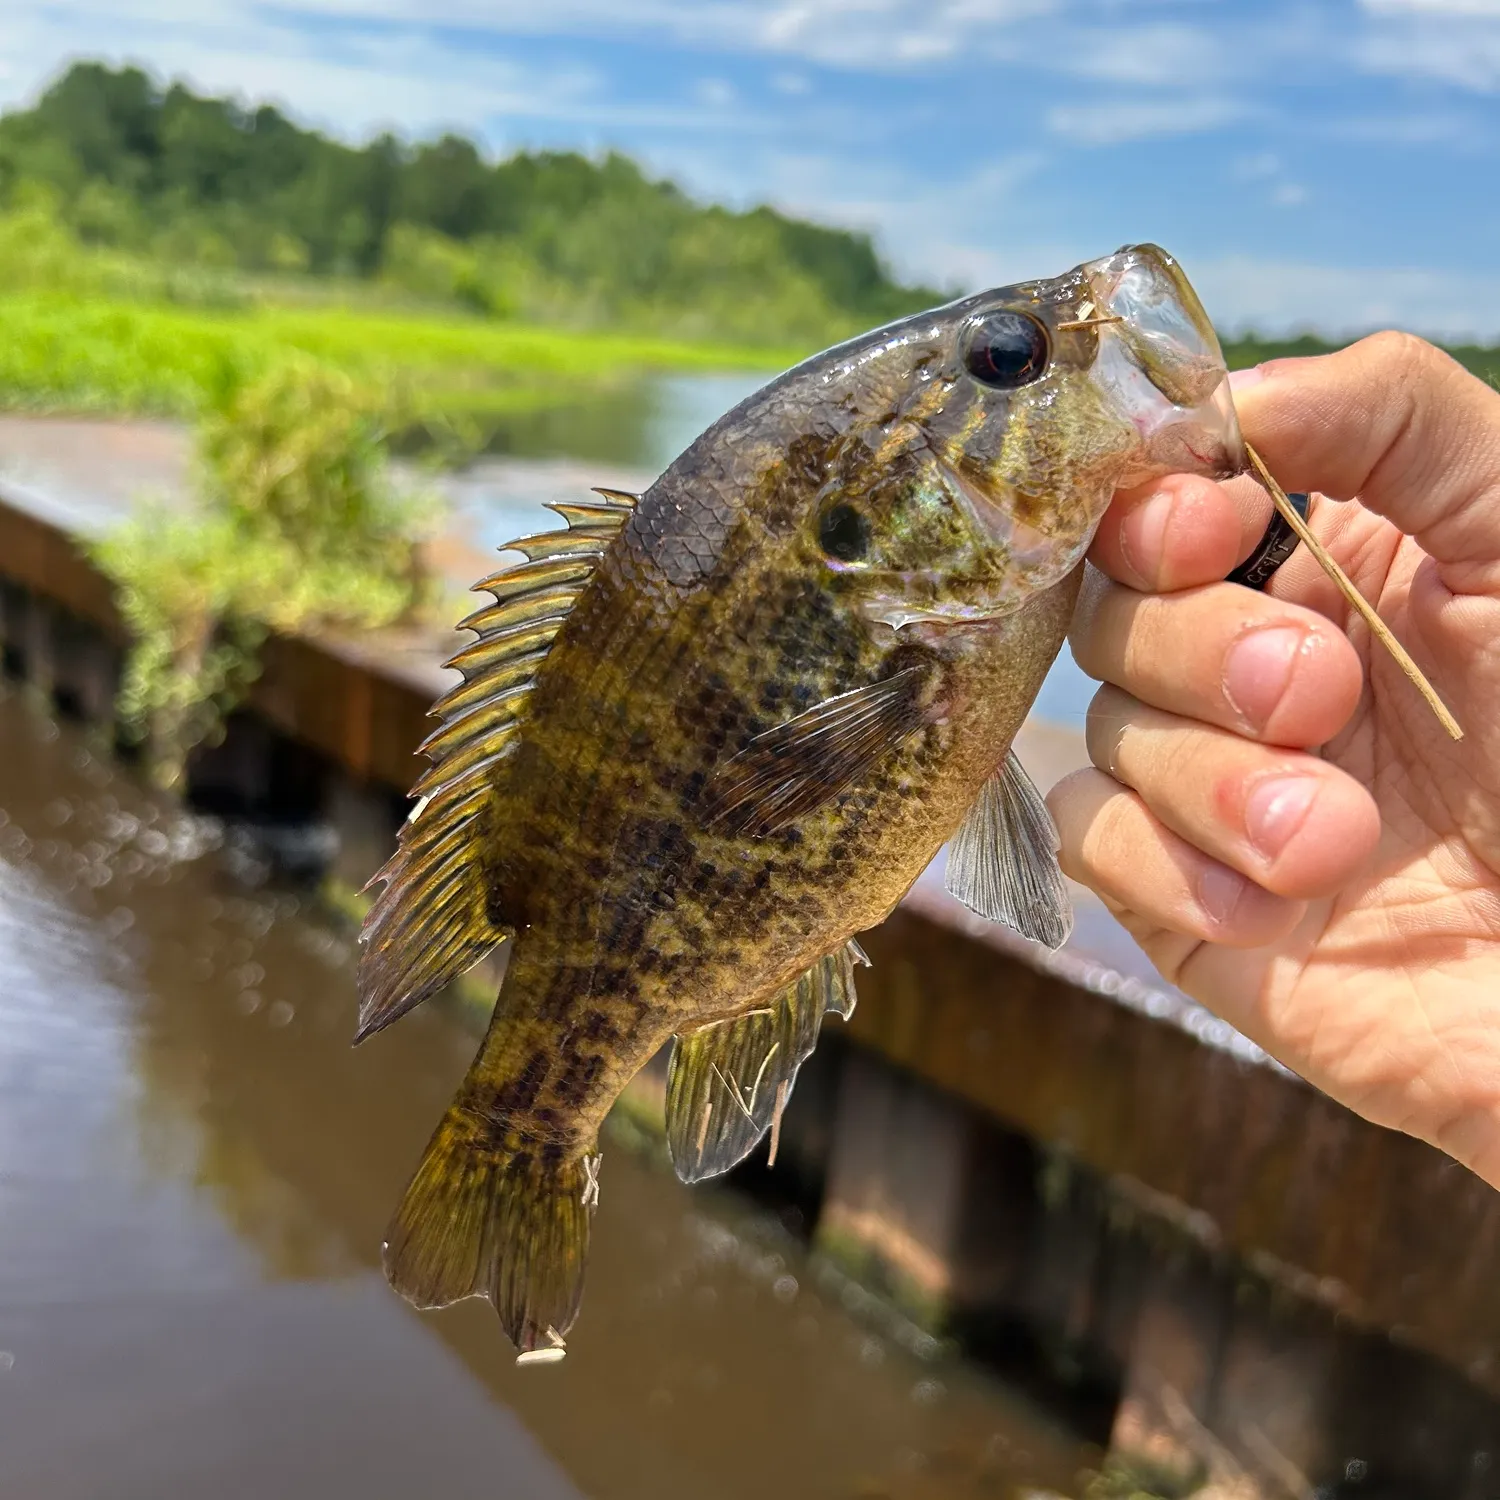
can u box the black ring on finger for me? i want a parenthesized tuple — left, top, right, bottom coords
(1225, 492, 1311, 591)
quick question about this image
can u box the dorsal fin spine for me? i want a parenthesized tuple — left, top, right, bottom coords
(433, 653, 550, 720)
(473, 557, 596, 600)
(445, 618, 573, 677)
(356, 488, 637, 1042)
(458, 587, 583, 636)
(418, 688, 531, 760)
(508, 533, 613, 562)
(417, 705, 525, 764)
(410, 740, 518, 801)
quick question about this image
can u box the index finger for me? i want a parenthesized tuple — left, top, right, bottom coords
(1235, 333, 1500, 591)
(1089, 468, 1274, 594)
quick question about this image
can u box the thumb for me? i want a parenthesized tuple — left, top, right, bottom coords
(1232, 332, 1500, 590)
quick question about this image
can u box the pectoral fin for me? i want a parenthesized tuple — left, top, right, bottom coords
(703, 667, 930, 838)
(665, 941, 867, 1183)
(945, 750, 1073, 949)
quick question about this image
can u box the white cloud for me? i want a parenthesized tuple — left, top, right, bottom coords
(657, 144, 1060, 292)
(1232, 151, 1281, 180)
(2, 0, 1497, 344)
(1359, 29, 1500, 89)
(1362, 0, 1500, 14)
(232, 0, 1065, 72)
(1046, 96, 1244, 144)
(0, 4, 596, 134)
(0, 2, 806, 146)
(694, 77, 736, 108)
(1356, 0, 1500, 90)
(3, 0, 1206, 94)
(1060, 22, 1224, 85)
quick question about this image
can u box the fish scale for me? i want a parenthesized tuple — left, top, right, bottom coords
(360, 243, 1246, 1359)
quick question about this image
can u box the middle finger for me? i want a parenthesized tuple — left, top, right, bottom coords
(1086, 685, 1381, 900)
(1070, 572, 1364, 747)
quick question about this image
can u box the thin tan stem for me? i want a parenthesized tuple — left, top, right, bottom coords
(1056, 314, 1124, 332)
(1243, 442, 1463, 742)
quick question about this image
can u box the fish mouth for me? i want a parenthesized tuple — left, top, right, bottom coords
(1082, 244, 1244, 484)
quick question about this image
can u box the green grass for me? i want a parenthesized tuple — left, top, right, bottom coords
(4, 291, 1497, 445)
(1223, 332, 1500, 388)
(0, 292, 804, 426)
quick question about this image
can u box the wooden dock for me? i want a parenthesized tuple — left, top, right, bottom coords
(1, 421, 1497, 1497)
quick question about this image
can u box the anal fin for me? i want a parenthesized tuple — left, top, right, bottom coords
(945, 749, 1073, 949)
(665, 941, 865, 1183)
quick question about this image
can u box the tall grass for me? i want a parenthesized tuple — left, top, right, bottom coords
(0, 293, 802, 427)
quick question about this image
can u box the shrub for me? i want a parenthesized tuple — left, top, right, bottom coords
(91, 358, 435, 786)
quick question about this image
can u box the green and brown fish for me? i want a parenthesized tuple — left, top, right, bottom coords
(356, 244, 1244, 1362)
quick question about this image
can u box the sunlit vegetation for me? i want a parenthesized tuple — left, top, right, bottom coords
(0, 62, 938, 348)
(90, 361, 433, 787)
(0, 279, 801, 437)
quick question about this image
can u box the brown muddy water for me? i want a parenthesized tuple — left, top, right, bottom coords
(0, 685, 1097, 1500)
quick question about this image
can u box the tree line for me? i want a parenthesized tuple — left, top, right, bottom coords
(0, 62, 940, 344)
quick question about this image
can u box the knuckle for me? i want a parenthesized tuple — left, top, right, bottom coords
(1071, 584, 1131, 676)
(1155, 727, 1206, 790)
(1359, 329, 1451, 383)
(1085, 685, 1138, 778)
(1118, 593, 1163, 681)
(1091, 782, 1143, 865)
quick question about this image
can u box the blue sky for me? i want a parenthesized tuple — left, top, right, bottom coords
(6, 0, 1500, 338)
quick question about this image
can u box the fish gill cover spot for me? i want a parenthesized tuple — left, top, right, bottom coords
(818, 502, 872, 562)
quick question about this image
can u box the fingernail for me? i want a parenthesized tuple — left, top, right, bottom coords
(1118, 489, 1174, 589)
(1228, 366, 1264, 392)
(1198, 862, 1246, 925)
(1244, 776, 1317, 860)
(1223, 625, 1304, 730)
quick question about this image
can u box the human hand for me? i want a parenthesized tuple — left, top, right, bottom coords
(1047, 332, 1500, 1188)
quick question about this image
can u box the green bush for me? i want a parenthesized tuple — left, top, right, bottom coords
(91, 359, 431, 786)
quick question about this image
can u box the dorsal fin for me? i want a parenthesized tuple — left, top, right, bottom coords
(355, 493, 635, 1043)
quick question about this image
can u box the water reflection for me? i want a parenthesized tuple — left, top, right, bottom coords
(417, 369, 769, 489)
(0, 686, 1093, 1499)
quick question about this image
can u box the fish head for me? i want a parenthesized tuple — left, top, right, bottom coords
(811, 243, 1244, 629)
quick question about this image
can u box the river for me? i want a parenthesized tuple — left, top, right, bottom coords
(0, 683, 1098, 1499)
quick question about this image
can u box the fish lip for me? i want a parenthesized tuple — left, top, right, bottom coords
(1087, 249, 1225, 406)
(1082, 244, 1245, 481)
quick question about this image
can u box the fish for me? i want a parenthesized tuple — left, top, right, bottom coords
(355, 243, 1244, 1361)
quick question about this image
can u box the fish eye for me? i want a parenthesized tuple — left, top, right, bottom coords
(818, 503, 870, 563)
(963, 310, 1050, 390)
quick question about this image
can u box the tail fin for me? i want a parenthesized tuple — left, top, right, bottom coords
(382, 1106, 599, 1362)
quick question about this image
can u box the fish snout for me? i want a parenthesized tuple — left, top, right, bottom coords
(1084, 243, 1245, 483)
